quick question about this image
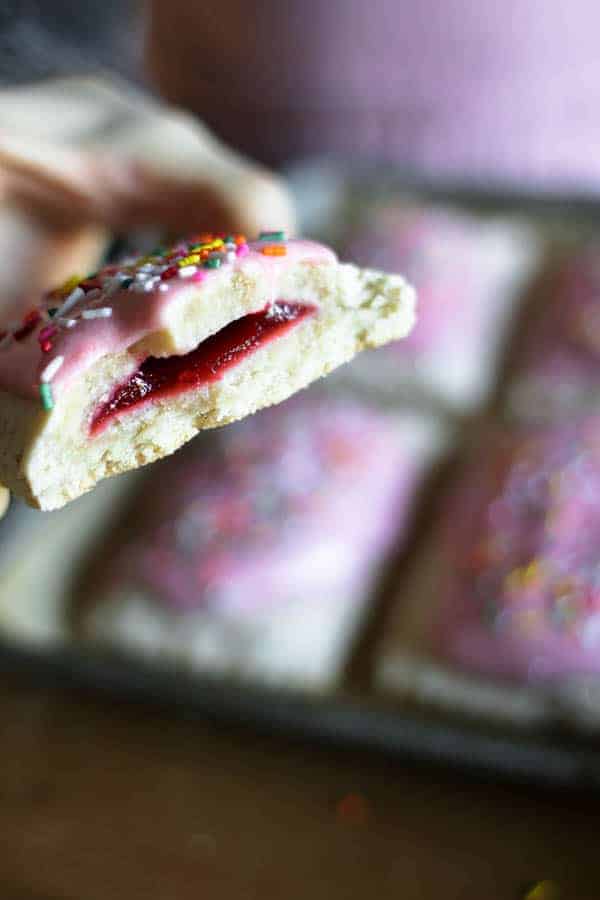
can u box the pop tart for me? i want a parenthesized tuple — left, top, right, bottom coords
(77, 392, 445, 690)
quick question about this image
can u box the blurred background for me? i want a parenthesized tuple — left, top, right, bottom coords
(1, 3, 600, 899)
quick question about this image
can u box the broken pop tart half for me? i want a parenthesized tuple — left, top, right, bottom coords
(0, 231, 415, 510)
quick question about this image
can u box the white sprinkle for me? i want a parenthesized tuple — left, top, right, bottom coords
(226, 250, 236, 264)
(104, 277, 124, 296)
(138, 263, 155, 273)
(58, 317, 77, 328)
(56, 286, 84, 317)
(178, 265, 197, 278)
(82, 307, 113, 319)
(40, 354, 64, 383)
(135, 271, 151, 281)
(0, 333, 13, 351)
(130, 281, 150, 293)
(159, 283, 170, 293)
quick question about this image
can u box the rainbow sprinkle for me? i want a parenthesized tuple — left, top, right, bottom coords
(40, 355, 64, 383)
(82, 308, 113, 320)
(261, 244, 287, 257)
(0, 230, 294, 409)
(39, 383, 54, 411)
(259, 230, 285, 242)
(523, 881, 560, 900)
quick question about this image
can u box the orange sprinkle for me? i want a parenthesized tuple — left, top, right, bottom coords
(523, 882, 560, 900)
(261, 244, 287, 257)
(335, 793, 370, 826)
(235, 234, 247, 245)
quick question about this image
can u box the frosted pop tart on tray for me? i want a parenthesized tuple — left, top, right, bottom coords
(0, 230, 415, 511)
(75, 390, 447, 691)
(377, 415, 600, 731)
(340, 204, 541, 414)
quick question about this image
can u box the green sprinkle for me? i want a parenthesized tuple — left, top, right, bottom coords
(259, 230, 285, 242)
(204, 257, 222, 269)
(47, 308, 58, 317)
(121, 277, 134, 289)
(150, 246, 165, 256)
(39, 383, 54, 411)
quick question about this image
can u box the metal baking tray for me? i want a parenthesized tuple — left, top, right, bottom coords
(3, 171, 600, 791)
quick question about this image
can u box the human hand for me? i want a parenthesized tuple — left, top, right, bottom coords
(0, 75, 297, 518)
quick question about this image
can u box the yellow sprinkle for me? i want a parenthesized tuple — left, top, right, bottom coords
(194, 239, 224, 253)
(505, 561, 542, 593)
(524, 880, 560, 900)
(522, 560, 542, 586)
(58, 274, 82, 295)
(178, 254, 201, 267)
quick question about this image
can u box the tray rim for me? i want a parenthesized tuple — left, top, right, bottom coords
(2, 636, 600, 792)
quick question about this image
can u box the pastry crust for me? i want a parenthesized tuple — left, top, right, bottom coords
(0, 235, 415, 509)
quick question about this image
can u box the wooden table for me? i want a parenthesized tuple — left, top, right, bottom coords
(0, 671, 597, 900)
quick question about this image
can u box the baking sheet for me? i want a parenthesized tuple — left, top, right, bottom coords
(3, 172, 600, 790)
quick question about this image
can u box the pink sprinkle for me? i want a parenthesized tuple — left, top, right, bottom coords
(192, 271, 207, 283)
(38, 325, 57, 342)
(236, 243, 249, 257)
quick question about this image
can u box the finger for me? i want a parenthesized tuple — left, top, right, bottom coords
(0, 98, 296, 237)
(97, 108, 297, 236)
(0, 134, 106, 228)
(0, 198, 108, 321)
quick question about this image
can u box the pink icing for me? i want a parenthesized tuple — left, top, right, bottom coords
(0, 238, 336, 404)
(342, 206, 481, 356)
(102, 394, 424, 616)
(433, 418, 600, 682)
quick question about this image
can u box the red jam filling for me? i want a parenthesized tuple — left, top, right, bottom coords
(90, 301, 315, 436)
